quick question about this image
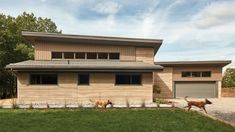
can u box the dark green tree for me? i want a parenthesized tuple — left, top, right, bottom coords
(0, 12, 61, 98)
(222, 68, 235, 88)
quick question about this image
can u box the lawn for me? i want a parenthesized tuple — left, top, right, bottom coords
(0, 108, 234, 132)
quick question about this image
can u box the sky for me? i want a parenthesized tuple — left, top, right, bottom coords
(0, 0, 235, 68)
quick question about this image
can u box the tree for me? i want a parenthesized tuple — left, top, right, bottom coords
(222, 68, 235, 88)
(0, 12, 61, 99)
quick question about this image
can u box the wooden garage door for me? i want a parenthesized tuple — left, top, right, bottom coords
(175, 82, 217, 98)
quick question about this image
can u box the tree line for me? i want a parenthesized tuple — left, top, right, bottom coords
(0, 12, 61, 99)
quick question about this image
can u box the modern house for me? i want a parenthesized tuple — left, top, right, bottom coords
(6, 32, 231, 105)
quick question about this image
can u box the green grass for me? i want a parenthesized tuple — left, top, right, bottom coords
(0, 108, 234, 132)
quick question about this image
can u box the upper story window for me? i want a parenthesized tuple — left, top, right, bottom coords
(51, 52, 120, 60)
(30, 74, 58, 85)
(115, 74, 142, 85)
(109, 53, 120, 60)
(75, 52, 86, 59)
(182, 71, 211, 78)
(64, 52, 74, 59)
(52, 52, 62, 59)
(87, 53, 97, 59)
(98, 53, 108, 59)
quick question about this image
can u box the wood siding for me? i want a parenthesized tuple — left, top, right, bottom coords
(153, 67, 173, 98)
(136, 47, 154, 64)
(17, 73, 153, 104)
(34, 41, 136, 61)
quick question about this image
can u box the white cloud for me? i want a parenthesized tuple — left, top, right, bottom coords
(193, 1, 235, 28)
(92, 1, 122, 15)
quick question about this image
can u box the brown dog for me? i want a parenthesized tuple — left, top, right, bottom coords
(90, 99, 113, 109)
(184, 96, 212, 113)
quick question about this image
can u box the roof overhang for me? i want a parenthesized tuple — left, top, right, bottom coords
(22, 31, 163, 54)
(155, 60, 232, 67)
(6, 60, 164, 72)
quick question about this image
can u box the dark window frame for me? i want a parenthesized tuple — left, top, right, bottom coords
(109, 53, 120, 60)
(75, 52, 86, 59)
(30, 74, 58, 85)
(98, 53, 108, 59)
(115, 74, 142, 85)
(181, 71, 212, 78)
(64, 52, 75, 59)
(87, 53, 97, 59)
(78, 74, 90, 85)
(51, 52, 63, 59)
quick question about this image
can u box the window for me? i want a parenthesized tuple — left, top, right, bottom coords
(75, 52, 86, 59)
(30, 74, 57, 85)
(202, 71, 211, 77)
(64, 52, 74, 59)
(52, 52, 62, 59)
(87, 53, 97, 59)
(115, 74, 141, 85)
(181, 71, 212, 78)
(109, 53, 120, 60)
(192, 72, 201, 77)
(78, 74, 89, 85)
(182, 72, 191, 77)
(98, 53, 108, 59)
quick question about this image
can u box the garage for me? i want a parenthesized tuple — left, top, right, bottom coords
(174, 81, 218, 98)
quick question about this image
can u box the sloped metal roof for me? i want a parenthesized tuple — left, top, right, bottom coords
(6, 60, 163, 72)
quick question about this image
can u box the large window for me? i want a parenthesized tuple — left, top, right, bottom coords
(115, 74, 142, 85)
(52, 52, 62, 59)
(30, 74, 58, 85)
(78, 74, 89, 85)
(182, 71, 211, 78)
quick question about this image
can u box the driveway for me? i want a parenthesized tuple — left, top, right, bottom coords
(169, 97, 235, 125)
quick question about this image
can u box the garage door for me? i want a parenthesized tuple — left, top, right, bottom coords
(175, 81, 217, 98)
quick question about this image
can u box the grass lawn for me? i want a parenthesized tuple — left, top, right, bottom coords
(0, 108, 234, 132)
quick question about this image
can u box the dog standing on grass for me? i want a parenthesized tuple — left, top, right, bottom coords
(90, 99, 113, 109)
(184, 96, 212, 113)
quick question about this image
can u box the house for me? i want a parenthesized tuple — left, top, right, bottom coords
(6, 32, 231, 105)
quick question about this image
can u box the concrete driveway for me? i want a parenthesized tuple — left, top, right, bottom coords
(169, 97, 235, 125)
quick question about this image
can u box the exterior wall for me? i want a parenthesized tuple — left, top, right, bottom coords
(136, 47, 154, 64)
(172, 66, 222, 81)
(218, 81, 222, 98)
(34, 41, 136, 61)
(17, 72, 153, 104)
(153, 67, 173, 98)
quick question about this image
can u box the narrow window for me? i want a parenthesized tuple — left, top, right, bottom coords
(30, 74, 57, 85)
(202, 71, 211, 77)
(52, 52, 62, 59)
(75, 52, 86, 59)
(192, 72, 201, 77)
(87, 53, 97, 59)
(98, 53, 108, 59)
(109, 53, 120, 60)
(64, 52, 74, 59)
(115, 74, 141, 85)
(182, 72, 191, 77)
(78, 74, 89, 85)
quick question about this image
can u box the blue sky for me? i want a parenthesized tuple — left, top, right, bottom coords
(0, 0, 235, 67)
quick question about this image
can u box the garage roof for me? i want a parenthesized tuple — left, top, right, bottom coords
(155, 60, 231, 67)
